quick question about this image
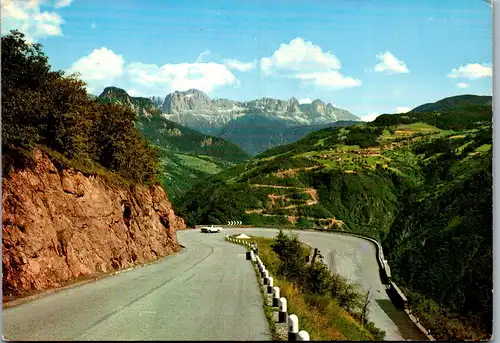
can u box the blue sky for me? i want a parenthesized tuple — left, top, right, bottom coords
(1, 0, 493, 120)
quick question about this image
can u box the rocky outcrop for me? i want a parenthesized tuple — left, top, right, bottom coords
(2, 150, 185, 298)
(98, 87, 161, 119)
(160, 89, 360, 134)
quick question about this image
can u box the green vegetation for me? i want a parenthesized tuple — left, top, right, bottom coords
(97, 87, 250, 201)
(409, 94, 492, 113)
(2, 30, 159, 185)
(217, 113, 358, 155)
(254, 232, 385, 340)
(177, 94, 492, 339)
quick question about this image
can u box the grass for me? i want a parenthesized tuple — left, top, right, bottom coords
(379, 123, 440, 142)
(251, 236, 377, 341)
(295, 150, 320, 158)
(37, 145, 132, 188)
(175, 153, 225, 174)
(456, 141, 474, 154)
(397, 122, 440, 132)
(475, 144, 492, 152)
(314, 139, 325, 147)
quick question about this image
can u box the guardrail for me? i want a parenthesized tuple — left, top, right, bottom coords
(306, 229, 434, 340)
(222, 227, 435, 341)
(225, 234, 311, 341)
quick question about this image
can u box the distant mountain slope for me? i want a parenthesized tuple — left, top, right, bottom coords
(410, 94, 492, 113)
(176, 96, 492, 340)
(98, 87, 250, 200)
(159, 89, 360, 154)
(217, 113, 359, 155)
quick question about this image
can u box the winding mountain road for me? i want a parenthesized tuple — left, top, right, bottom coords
(3, 227, 427, 341)
(223, 227, 428, 341)
(2, 231, 270, 341)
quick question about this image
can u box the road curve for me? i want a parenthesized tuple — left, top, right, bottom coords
(2, 230, 270, 341)
(223, 227, 428, 341)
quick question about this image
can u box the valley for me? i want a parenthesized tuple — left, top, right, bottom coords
(97, 87, 250, 201)
(96, 86, 363, 198)
(176, 96, 493, 340)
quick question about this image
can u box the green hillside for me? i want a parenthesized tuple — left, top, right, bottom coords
(216, 112, 359, 155)
(176, 100, 492, 340)
(409, 94, 492, 113)
(97, 87, 250, 200)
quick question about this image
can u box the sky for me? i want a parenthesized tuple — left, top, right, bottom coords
(1, 0, 493, 121)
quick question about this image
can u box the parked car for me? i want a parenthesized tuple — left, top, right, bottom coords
(200, 225, 222, 233)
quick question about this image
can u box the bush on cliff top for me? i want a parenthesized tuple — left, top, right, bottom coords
(1, 30, 160, 185)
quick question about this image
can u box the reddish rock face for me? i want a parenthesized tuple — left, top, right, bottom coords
(2, 150, 185, 298)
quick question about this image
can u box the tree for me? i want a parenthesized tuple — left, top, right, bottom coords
(2, 29, 160, 184)
(1, 30, 52, 150)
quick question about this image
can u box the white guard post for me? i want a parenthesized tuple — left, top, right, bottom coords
(272, 287, 280, 307)
(278, 297, 287, 323)
(288, 314, 299, 341)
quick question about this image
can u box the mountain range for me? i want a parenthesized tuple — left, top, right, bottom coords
(161, 88, 359, 133)
(99, 87, 360, 155)
(97, 87, 250, 201)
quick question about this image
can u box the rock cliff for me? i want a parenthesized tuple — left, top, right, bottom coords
(160, 89, 360, 134)
(2, 150, 185, 299)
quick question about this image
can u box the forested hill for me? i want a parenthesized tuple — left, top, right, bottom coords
(176, 98, 492, 340)
(409, 94, 492, 113)
(98, 86, 250, 163)
(97, 87, 250, 200)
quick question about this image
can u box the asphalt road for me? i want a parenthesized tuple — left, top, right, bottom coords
(2, 230, 270, 341)
(223, 227, 428, 341)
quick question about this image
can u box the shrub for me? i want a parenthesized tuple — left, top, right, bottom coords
(266, 232, 386, 340)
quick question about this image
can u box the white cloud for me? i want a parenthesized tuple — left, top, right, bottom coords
(260, 37, 361, 90)
(396, 106, 411, 113)
(70, 47, 240, 96)
(374, 51, 409, 74)
(261, 37, 341, 74)
(456, 82, 471, 89)
(127, 89, 148, 97)
(298, 98, 312, 104)
(126, 61, 237, 94)
(224, 59, 257, 72)
(67, 47, 125, 92)
(91, 22, 96, 29)
(0, 0, 67, 42)
(54, 0, 72, 8)
(447, 63, 492, 79)
(196, 50, 211, 63)
(359, 113, 380, 122)
(295, 71, 362, 89)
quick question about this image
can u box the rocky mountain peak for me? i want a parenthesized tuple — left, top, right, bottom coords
(100, 86, 359, 135)
(99, 87, 133, 106)
(162, 89, 212, 114)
